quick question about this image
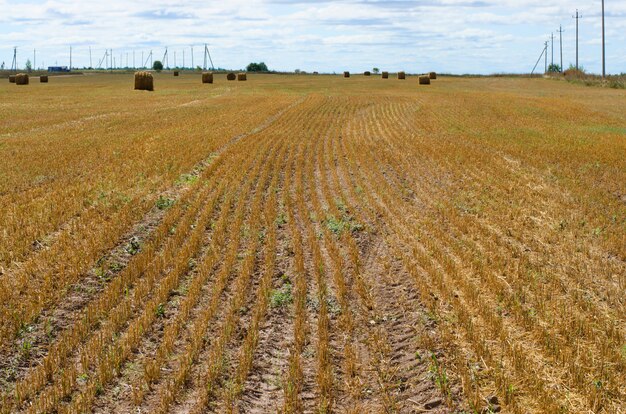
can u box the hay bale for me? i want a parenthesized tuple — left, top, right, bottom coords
(8, 75, 16, 83)
(237, 73, 247, 81)
(429, 72, 437, 80)
(202, 72, 214, 84)
(397, 71, 406, 80)
(227, 72, 236, 81)
(40, 75, 49, 83)
(173, 71, 179, 77)
(382, 72, 389, 79)
(15, 73, 29, 85)
(364, 71, 371, 76)
(419, 75, 431, 85)
(313, 71, 319, 75)
(344, 71, 350, 78)
(134, 71, 154, 91)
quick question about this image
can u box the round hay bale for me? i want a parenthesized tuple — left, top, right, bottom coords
(344, 71, 350, 78)
(419, 75, 431, 85)
(40, 75, 49, 83)
(202, 72, 214, 84)
(313, 71, 319, 75)
(134, 71, 154, 91)
(364, 71, 371, 76)
(237, 73, 247, 81)
(382, 71, 389, 79)
(15, 73, 29, 85)
(8, 75, 16, 83)
(173, 71, 180, 77)
(227, 72, 236, 81)
(429, 72, 437, 80)
(397, 71, 406, 80)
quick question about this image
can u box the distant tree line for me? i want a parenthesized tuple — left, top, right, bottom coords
(246, 62, 269, 72)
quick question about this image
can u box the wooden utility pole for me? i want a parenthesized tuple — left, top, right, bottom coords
(544, 41, 548, 73)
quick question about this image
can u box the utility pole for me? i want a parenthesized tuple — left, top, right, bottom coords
(33, 49, 36, 71)
(133, 50, 135, 69)
(601, 0, 606, 78)
(572, 10, 582, 70)
(531, 42, 547, 76)
(183, 49, 185, 69)
(142, 51, 144, 68)
(89, 46, 92, 69)
(543, 41, 548, 73)
(174, 50, 176, 68)
(550, 32, 554, 68)
(69, 45, 72, 71)
(11, 47, 17, 72)
(557, 25, 564, 72)
(191, 46, 194, 69)
(111, 49, 113, 72)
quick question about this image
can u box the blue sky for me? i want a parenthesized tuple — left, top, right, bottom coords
(1, 0, 624, 74)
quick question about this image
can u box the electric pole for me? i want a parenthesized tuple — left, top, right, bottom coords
(89, 46, 92, 69)
(133, 50, 135, 69)
(543, 41, 548, 73)
(557, 25, 564, 72)
(11, 47, 17, 72)
(601, 0, 606, 78)
(33, 48, 36, 71)
(550, 32, 554, 68)
(572, 10, 582, 70)
(191, 46, 194, 69)
(69, 45, 72, 71)
(183, 49, 185, 69)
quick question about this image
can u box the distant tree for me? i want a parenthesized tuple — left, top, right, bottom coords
(25, 59, 32, 72)
(246, 62, 269, 72)
(1, 62, 5, 70)
(547, 63, 561, 73)
(294, 69, 301, 74)
(372, 68, 380, 74)
(196, 66, 202, 71)
(153, 60, 164, 71)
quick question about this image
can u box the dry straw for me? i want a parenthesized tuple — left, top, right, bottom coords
(364, 71, 371, 76)
(419, 75, 431, 85)
(429, 72, 437, 80)
(202, 72, 213, 84)
(134, 71, 154, 91)
(397, 71, 406, 80)
(8, 75, 16, 83)
(40, 75, 49, 83)
(382, 72, 389, 79)
(344, 71, 350, 78)
(227, 72, 236, 81)
(15, 73, 29, 85)
(237, 73, 247, 81)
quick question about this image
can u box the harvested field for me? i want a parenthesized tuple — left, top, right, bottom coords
(0, 73, 624, 414)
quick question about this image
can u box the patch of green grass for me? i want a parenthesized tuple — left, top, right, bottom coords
(176, 173, 199, 186)
(270, 282, 293, 309)
(156, 195, 175, 210)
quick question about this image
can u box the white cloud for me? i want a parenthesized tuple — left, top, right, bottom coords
(0, 0, 624, 74)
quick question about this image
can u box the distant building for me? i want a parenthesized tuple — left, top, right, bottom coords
(48, 66, 70, 73)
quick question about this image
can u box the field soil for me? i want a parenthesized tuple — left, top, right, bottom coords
(1, 73, 624, 413)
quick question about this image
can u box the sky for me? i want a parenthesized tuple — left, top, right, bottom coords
(0, 0, 624, 75)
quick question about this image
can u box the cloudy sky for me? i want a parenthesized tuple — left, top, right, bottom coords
(1, 0, 624, 74)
